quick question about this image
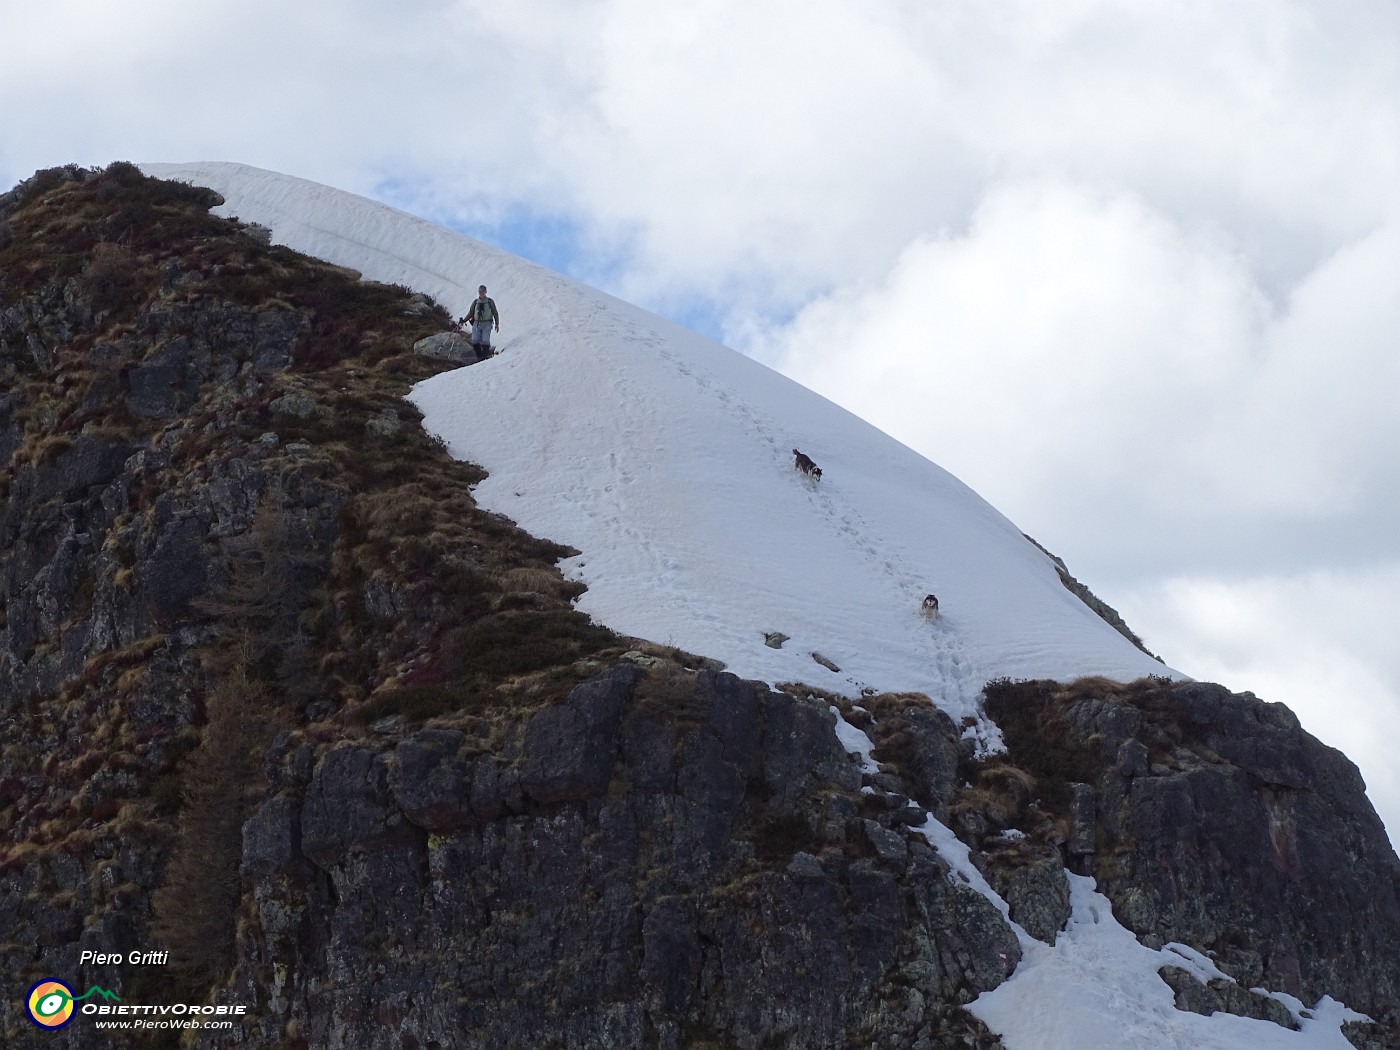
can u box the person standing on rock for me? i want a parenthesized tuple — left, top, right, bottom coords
(465, 285, 499, 359)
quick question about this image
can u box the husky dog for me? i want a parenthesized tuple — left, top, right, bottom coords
(792, 449, 822, 479)
(921, 593, 940, 619)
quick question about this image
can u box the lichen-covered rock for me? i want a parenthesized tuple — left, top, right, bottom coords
(387, 727, 473, 830)
(861, 692, 963, 820)
(269, 390, 317, 419)
(241, 792, 304, 879)
(988, 848, 1071, 945)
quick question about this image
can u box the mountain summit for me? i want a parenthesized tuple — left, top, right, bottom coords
(1, 162, 1395, 1049)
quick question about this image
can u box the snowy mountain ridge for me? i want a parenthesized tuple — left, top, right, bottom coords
(143, 161, 1176, 736)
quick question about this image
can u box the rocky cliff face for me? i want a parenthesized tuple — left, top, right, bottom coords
(1, 164, 1397, 1049)
(978, 677, 1400, 1038)
(219, 666, 1019, 1050)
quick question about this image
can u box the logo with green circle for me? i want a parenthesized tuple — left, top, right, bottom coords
(26, 980, 77, 1029)
(25, 979, 121, 1029)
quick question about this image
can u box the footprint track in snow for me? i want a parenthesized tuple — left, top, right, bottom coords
(661, 345, 981, 697)
(655, 341, 987, 716)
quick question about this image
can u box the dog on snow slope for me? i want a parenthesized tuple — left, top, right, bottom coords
(792, 449, 822, 480)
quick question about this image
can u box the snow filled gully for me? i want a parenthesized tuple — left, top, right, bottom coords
(827, 708, 1372, 1050)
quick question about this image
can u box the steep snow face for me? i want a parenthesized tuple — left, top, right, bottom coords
(142, 161, 1177, 723)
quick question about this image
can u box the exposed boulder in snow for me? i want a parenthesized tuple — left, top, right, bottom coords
(1158, 965, 1298, 1030)
(412, 330, 477, 364)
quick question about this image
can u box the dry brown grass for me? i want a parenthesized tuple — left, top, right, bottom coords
(491, 565, 575, 597)
(773, 681, 847, 706)
(1052, 675, 1135, 702)
(950, 758, 1042, 834)
(75, 241, 151, 318)
(975, 758, 1038, 797)
(949, 786, 1021, 828)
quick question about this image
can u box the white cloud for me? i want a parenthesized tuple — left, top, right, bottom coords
(524, 0, 1400, 310)
(0, 1, 592, 208)
(7, 3, 1395, 308)
(735, 179, 1277, 564)
(737, 177, 1400, 572)
(1219, 217, 1400, 518)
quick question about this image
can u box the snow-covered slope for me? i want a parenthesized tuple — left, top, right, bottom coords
(143, 161, 1175, 729)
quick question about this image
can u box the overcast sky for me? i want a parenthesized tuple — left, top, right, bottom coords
(4, 0, 1398, 840)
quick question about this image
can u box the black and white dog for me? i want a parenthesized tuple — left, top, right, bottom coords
(793, 449, 822, 480)
(921, 593, 940, 619)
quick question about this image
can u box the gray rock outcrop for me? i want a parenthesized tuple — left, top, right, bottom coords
(982, 676, 1400, 1034)
(222, 668, 1018, 1050)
